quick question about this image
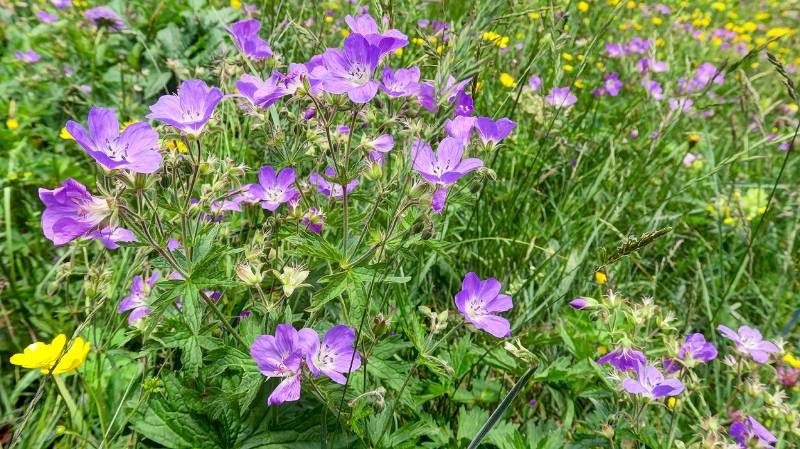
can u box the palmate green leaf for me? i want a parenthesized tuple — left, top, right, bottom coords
(206, 346, 263, 413)
(285, 234, 344, 264)
(457, 407, 489, 442)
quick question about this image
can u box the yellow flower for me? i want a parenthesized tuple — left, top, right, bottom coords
(755, 12, 770, 21)
(497, 36, 509, 48)
(411, 37, 425, 45)
(230, 0, 242, 8)
(564, 64, 574, 72)
(6, 118, 19, 129)
(499, 72, 516, 88)
(563, 52, 573, 61)
(166, 139, 189, 153)
(667, 397, 677, 409)
(341, 29, 350, 37)
(393, 48, 403, 56)
(578, 1, 589, 12)
(711, 2, 725, 11)
(574, 79, 585, 89)
(324, 16, 333, 23)
(9, 173, 18, 181)
(436, 45, 444, 55)
(595, 271, 607, 284)
(723, 217, 735, 225)
(743, 22, 757, 32)
(652, 17, 662, 25)
(784, 354, 800, 368)
(529, 12, 541, 20)
(595, 61, 605, 69)
(626, 1, 635, 9)
(655, 38, 665, 46)
(10, 334, 91, 375)
(598, 345, 608, 355)
(60, 127, 74, 140)
(767, 28, 793, 38)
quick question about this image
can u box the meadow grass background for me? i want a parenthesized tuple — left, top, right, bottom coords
(1, 0, 799, 448)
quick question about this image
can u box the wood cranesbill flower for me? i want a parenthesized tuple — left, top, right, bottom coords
(545, 87, 577, 108)
(39, 178, 112, 246)
(250, 324, 316, 405)
(344, 14, 408, 56)
(36, 11, 58, 24)
(412, 137, 483, 212)
(118, 273, 159, 326)
(235, 74, 289, 110)
(15, 50, 40, 64)
(303, 325, 362, 384)
(597, 347, 646, 371)
(444, 116, 476, 146)
(621, 362, 684, 399)
(309, 167, 359, 199)
(380, 66, 421, 98)
(225, 19, 273, 60)
(475, 117, 516, 146)
(83, 7, 124, 31)
(249, 166, 299, 211)
(66, 107, 162, 173)
(147, 80, 225, 137)
(454, 272, 513, 338)
(88, 226, 137, 249)
(718, 325, 779, 364)
(10, 334, 91, 375)
(319, 34, 382, 103)
(729, 416, 777, 449)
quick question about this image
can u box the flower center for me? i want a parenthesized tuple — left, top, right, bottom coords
(348, 63, 370, 84)
(104, 138, 129, 161)
(264, 187, 285, 203)
(465, 296, 486, 318)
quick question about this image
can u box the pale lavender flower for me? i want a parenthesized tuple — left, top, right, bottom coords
(444, 116, 476, 145)
(642, 79, 664, 100)
(15, 50, 40, 64)
(416, 82, 437, 112)
(598, 348, 647, 371)
(79, 85, 92, 94)
(696, 62, 724, 86)
(683, 152, 700, 166)
(83, 7, 124, 31)
(664, 333, 717, 372)
(718, 325, 779, 364)
(636, 58, 668, 74)
(622, 362, 684, 399)
(320, 34, 381, 103)
(88, 226, 136, 249)
(249, 166, 299, 211)
(167, 239, 181, 251)
(118, 273, 159, 325)
(36, 11, 58, 24)
(528, 74, 542, 91)
(344, 14, 408, 55)
(309, 167, 359, 199)
(431, 187, 447, 213)
(545, 87, 577, 108)
(730, 416, 776, 449)
(235, 74, 288, 110)
(454, 272, 513, 338)
(603, 73, 623, 96)
(606, 42, 625, 58)
(303, 325, 362, 384)
(442, 75, 472, 103)
(475, 117, 516, 146)
(51, 0, 71, 9)
(147, 80, 225, 137)
(66, 107, 162, 173)
(380, 66, 420, 97)
(39, 179, 111, 245)
(669, 97, 693, 112)
(250, 324, 315, 405)
(412, 138, 483, 186)
(225, 19, 272, 60)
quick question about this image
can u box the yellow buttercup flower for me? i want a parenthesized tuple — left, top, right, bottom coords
(393, 48, 403, 56)
(6, 118, 19, 129)
(784, 354, 800, 368)
(499, 72, 516, 88)
(230, 0, 242, 8)
(578, 1, 589, 12)
(411, 37, 424, 45)
(564, 64, 574, 72)
(341, 29, 350, 37)
(10, 334, 91, 375)
(595, 271, 607, 284)
(667, 397, 677, 409)
(529, 12, 540, 20)
(324, 16, 333, 23)
(60, 127, 74, 140)
(166, 139, 189, 153)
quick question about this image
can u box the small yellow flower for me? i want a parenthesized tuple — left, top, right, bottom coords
(667, 397, 677, 409)
(711, 2, 725, 11)
(598, 345, 608, 355)
(6, 118, 19, 129)
(10, 334, 91, 375)
(626, 1, 635, 9)
(652, 17, 663, 25)
(411, 37, 425, 45)
(595, 61, 605, 70)
(60, 127, 74, 140)
(166, 139, 189, 153)
(499, 72, 516, 88)
(563, 52, 573, 61)
(564, 64, 574, 72)
(324, 16, 333, 23)
(784, 354, 800, 368)
(341, 29, 350, 37)
(393, 48, 403, 56)
(529, 12, 541, 20)
(436, 45, 444, 55)
(595, 271, 607, 284)
(723, 217, 735, 225)
(574, 79, 585, 89)
(751, 62, 759, 69)
(755, 12, 770, 21)
(578, 1, 589, 12)
(9, 173, 18, 181)
(230, 0, 242, 8)
(655, 38, 665, 46)
(497, 36, 509, 48)
(743, 22, 757, 32)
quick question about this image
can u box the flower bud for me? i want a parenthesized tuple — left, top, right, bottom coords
(365, 160, 383, 181)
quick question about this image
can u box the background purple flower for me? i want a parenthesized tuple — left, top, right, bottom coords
(51, 0, 71, 9)
(303, 325, 362, 384)
(455, 272, 513, 338)
(528, 74, 542, 91)
(344, 14, 408, 55)
(380, 66, 420, 97)
(39, 179, 111, 245)
(15, 50, 41, 64)
(236, 74, 288, 110)
(444, 116, 476, 145)
(621, 362, 684, 399)
(475, 117, 516, 145)
(309, 167, 359, 199)
(677, 333, 717, 363)
(36, 11, 58, 24)
(545, 87, 577, 108)
(88, 226, 136, 249)
(249, 166, 299, 211)
(147, 80, 224, 136)
(367, 134, 394, 154)
(67, 107, 162, 173)
(730, 416, 776, 449)
(718, 325, 779, 364)
(118, 272, 159, 325)
(597, 348, 647, 371)
(320, 34, 381, 103)
(226, 19, 273, 60)
(411, 138, 483, 185)
(83, 7, 124, 31)
(303, 207, 325, 233)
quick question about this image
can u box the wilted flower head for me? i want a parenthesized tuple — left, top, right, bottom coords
(320, 34, 382, 103)
(303, 325, 362, 384)
(729, 416, 776, 449)
(718, 325, 779, 364)
(598, 348, 647, 371)
(118, 273, 159, 326)
(454, 272, 513, 338)
(39, 179, 112, 245)
(15, 50, 41, 64)
(10, 334, 91, 374)
(309, 167, 359, 199)
(225, 19, 273, 60)
(83, 7, 124, 31)
(67, 107, 162, 173)
(147, 80, 225, 137)
(249, 166, 299, 211)
(622, 362, 684, 399)
(545, 87, 577, 108)
(303, 207, 325, 233)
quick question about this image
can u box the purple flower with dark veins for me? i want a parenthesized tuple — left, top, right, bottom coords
(302, 325, 362, 384)
(729, 416, 777, 449)
(411, 137, 483, 185)
(66, 107, 162, 173)
(309, 167, 359, 199)
(454, 272, 513, 338)
(453, 92, 474, 117)
(118, 272, 159, 326)
(622, 362, 684, 399)
(416, 82, 437, 112)
(225, 19, 273, 60)
(344, 14, 408, 55)
(444, 116, 476, 146)
(320, 34, 382, 103)
(475, 117, 516, 146)
(39, 179, 112, 245)
(718, 325, 779, 364)
(83, 7, 124, 31)
(15, 50, 41, 64)
(545, 87, 577, 108)
(88, 226, 137, 249)
(249, 166, 299, 211)
(597, 348, 647, 371)
(303, 207, 325, 233)
(250, 324, 315, 405)
(236, 74, 288, 110)
(36, 11, 58, 24)
(147, 80, 225, 137)
(380, 66, 420, 97)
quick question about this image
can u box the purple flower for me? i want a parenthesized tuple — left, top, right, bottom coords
(344, 14, 408, 55)
(83, 7, 124, 31)
(303, 325, 362, 384)
(303, 207, 325, 233)
(235, 74, 288, 110)
(416, 82, 437, 112)
(367, 134, 394, 153)
(250, 324, 316, 405)
(225, 19, 273, 60)
(606, 42, 625, 58)
(167, 239, 181, 251)
(380, 66, 420, 97)
(36, 11, 58, 24)
(444, 116, 476, 145)
(118, 273, 159, 326)
(454, 272, 513, 338)
(568, 298, 588, 309)
(51, 0, 70, 9)
(730, 416, 776, 449)
(309, 167, 359, 199)
(642, 79, 664, 100)
(15, 50, 40, 64)
(622, 362, 684, 399)
(676, 333, 718, 366)
(39, 179, 111, 246)
(545, 87, 577, 108)
(597, 348, 647, 371)
(717, 325, 779, 364)
(88, 226, 136, 249)
(453, 92, 474, 117)
(411, 138, 483, 185)
(683, 152, 700, 166)
(319, 34, 381, 103)
(431, 187, 447, 213)
(669, 97, 693, 112)
(696, 62, 724, 86)
(603, 73, 623, 96)
(147, 80, 225, 137)
(475, 117, 516, 146)
(66, 107, 162, 173)
(442, 75, 472, 103)
(249, 166, 299, 211)
(528, 74, 542, 91)
(636, 58, 668, 74)
(417, 19, 430, 28)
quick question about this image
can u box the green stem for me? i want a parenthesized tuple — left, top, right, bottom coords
(53, 375, 86, 434)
